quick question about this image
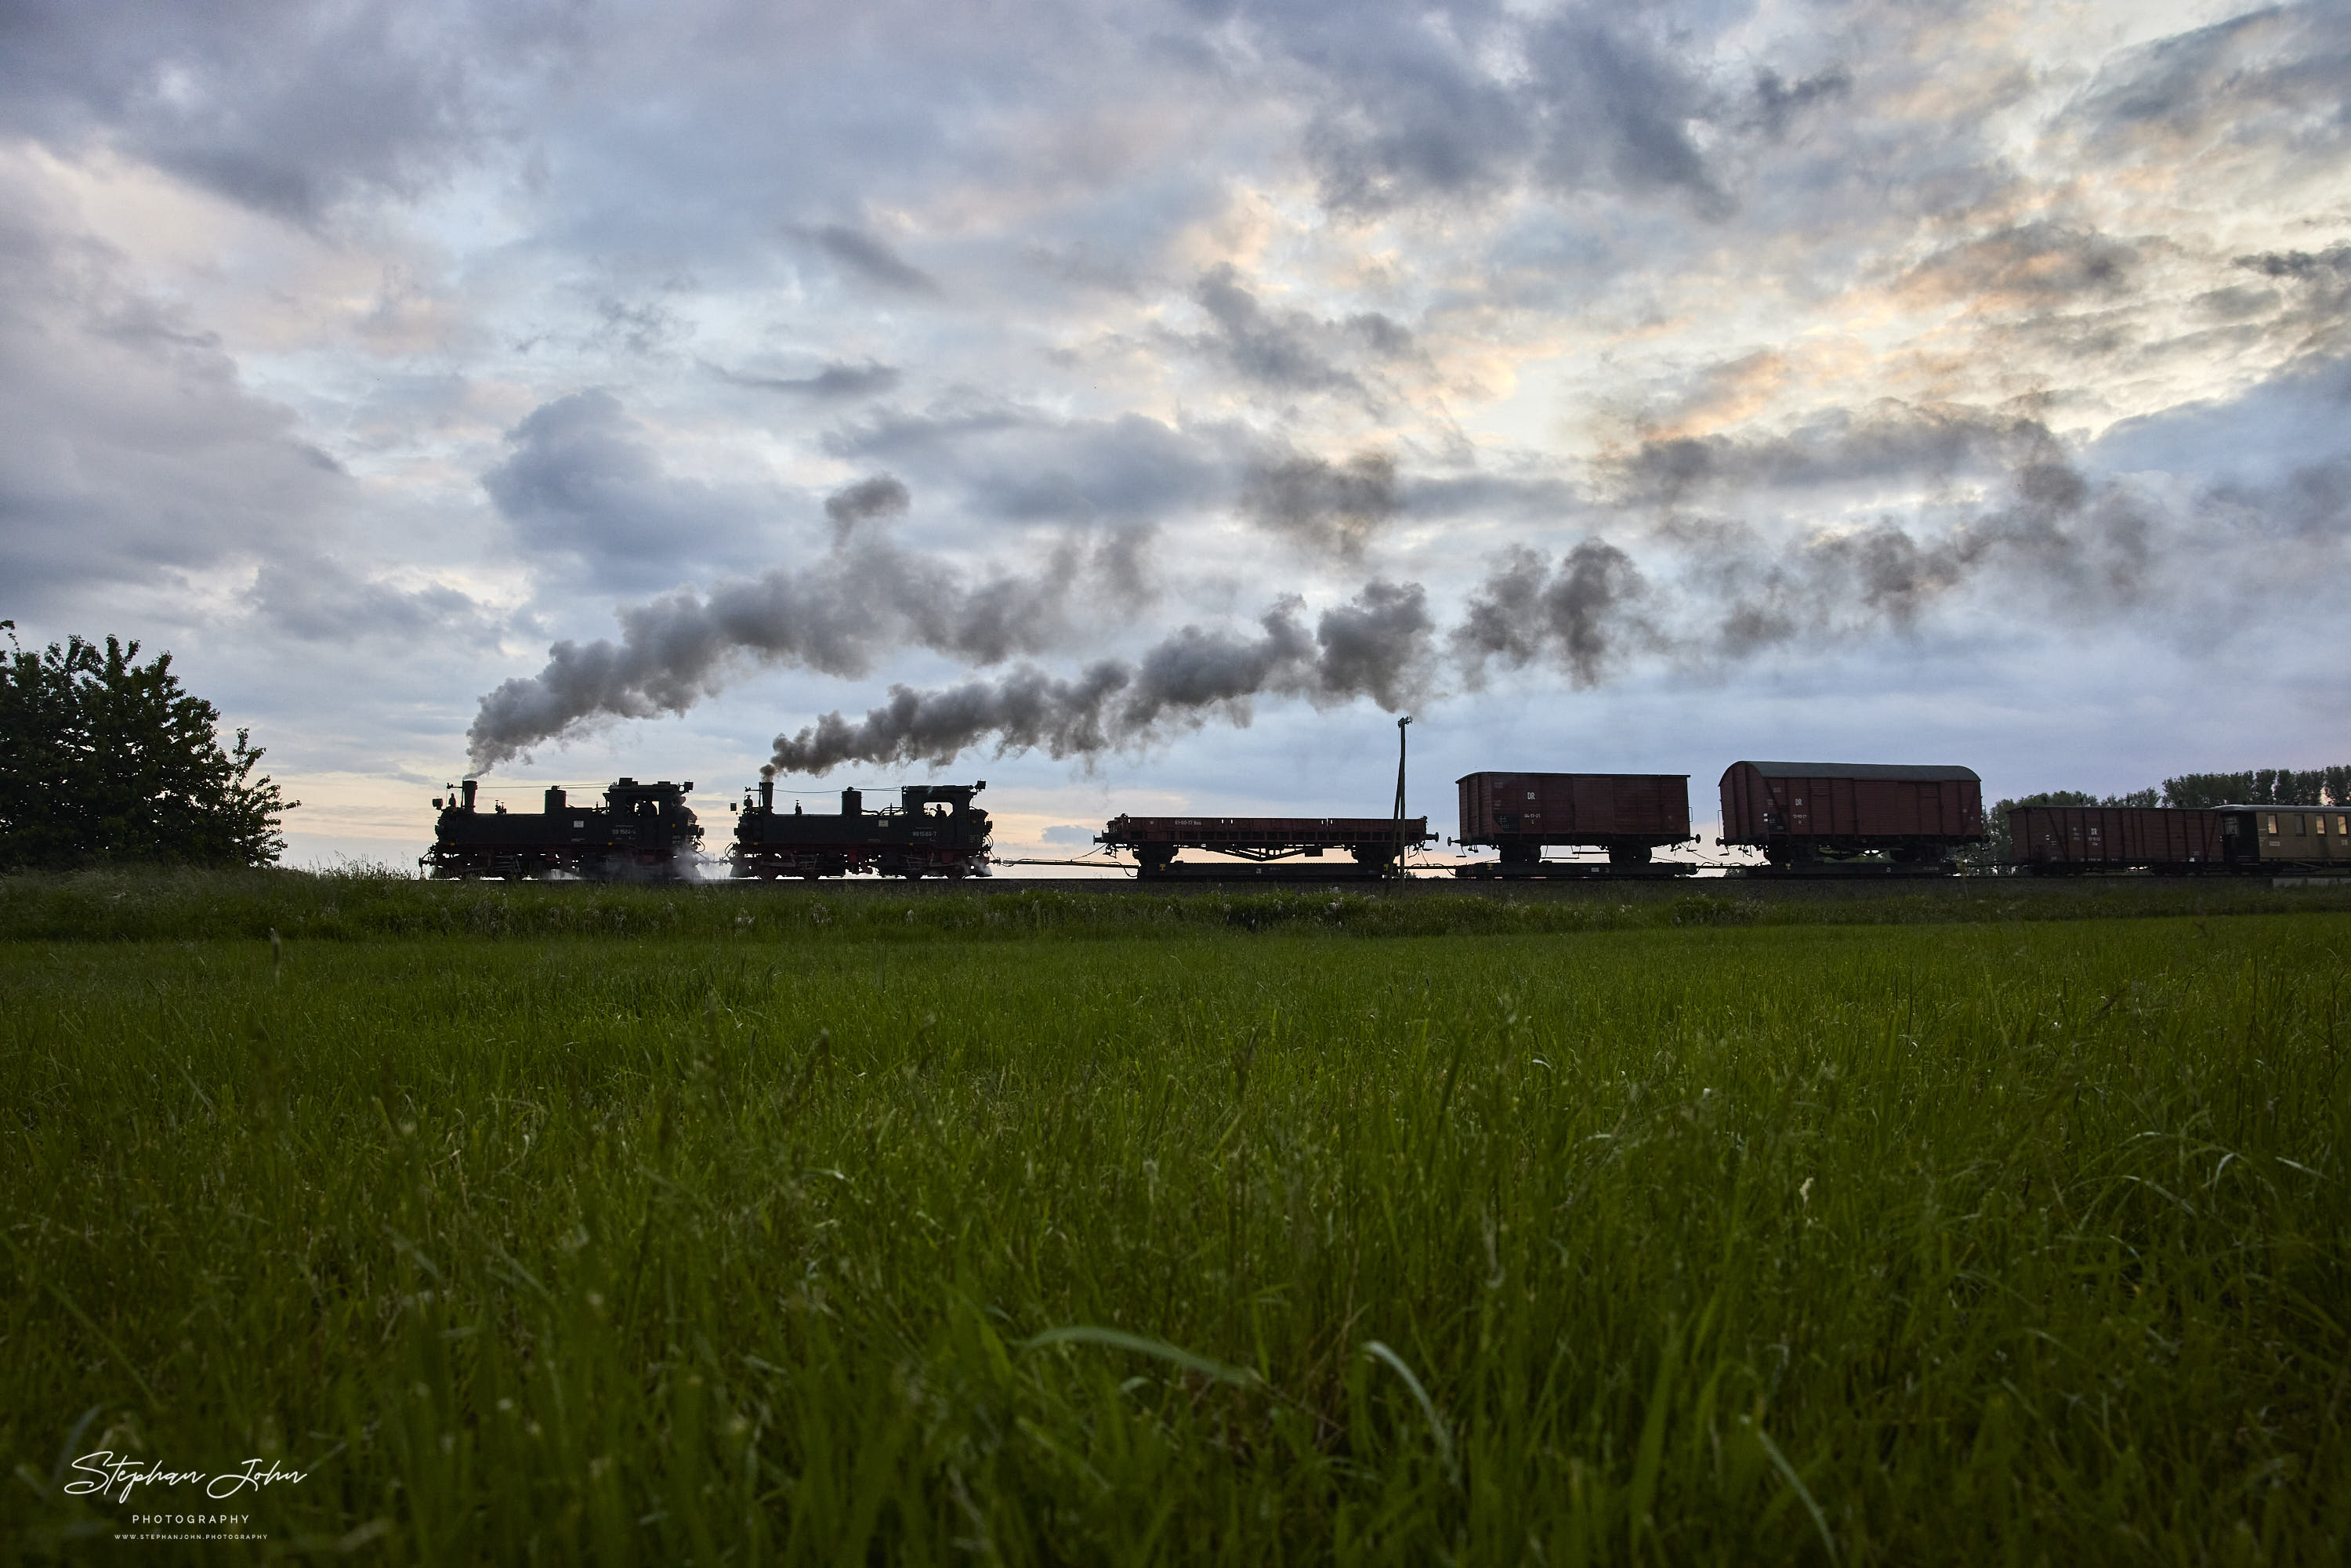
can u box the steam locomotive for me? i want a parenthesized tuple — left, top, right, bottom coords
(422, 777, 704, 879)
(730, 778, 992, 879)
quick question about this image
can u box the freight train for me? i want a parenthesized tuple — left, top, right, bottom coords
(425, 758, 2342, 881)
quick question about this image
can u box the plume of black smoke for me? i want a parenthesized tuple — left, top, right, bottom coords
(768, 581, 1432, 773)
(1453, 540, 1651, 686)
(471, 415, 2226, 781)
(1683, 454, 2152, 657)
(1447, 443, 2160, 683)
(465, 474, 1129, 773)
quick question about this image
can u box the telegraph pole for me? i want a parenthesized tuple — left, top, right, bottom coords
(1391, 715, 1412, 879)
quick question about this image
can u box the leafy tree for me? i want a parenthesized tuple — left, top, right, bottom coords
(0, 621, 296, 869)
(2162, 769, 2349, 807)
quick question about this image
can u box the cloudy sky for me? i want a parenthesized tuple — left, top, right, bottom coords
(5, 0, 2347, 867)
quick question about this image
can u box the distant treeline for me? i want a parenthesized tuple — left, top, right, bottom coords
(1998, 766, 2350, 817)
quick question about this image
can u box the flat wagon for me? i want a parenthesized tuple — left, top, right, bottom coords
(1098, 814, 1431, 878)
(1720, 760, 1983, 871)
(1454, 771, 1692, 872)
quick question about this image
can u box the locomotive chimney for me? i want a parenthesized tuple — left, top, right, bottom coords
(461, 779, 478, 813)
(759, 778, 774, 813)
(545, 785, 566, 814)
(842, 787, 862, 817)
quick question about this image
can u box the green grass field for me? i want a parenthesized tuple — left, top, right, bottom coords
(5, 873, 2349, 1561)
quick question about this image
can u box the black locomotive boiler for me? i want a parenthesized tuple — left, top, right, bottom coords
(423, 777, 704, 880)
(731, 778, 992, 879)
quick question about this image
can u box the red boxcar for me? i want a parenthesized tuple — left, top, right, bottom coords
(2009, 806, 2230, 872)
(1719, 761, 1983, 867)
(1456, 772, 1691, 867)
(1099, 815, 1429, 877)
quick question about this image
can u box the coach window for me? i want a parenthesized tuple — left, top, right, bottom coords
(2266, 814, 2279, 835)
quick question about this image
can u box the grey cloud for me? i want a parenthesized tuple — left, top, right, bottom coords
(1240, 449, 1397, 558)
(483, 390, 748, 589)
(1190, 263, 1360, 392)
(246, 556, 505, 647)
(1272, 3, 1775, 219)
(1295, 13, 1532, 214)
(591, 295, 692, 357)
(1612, 403, 2067, 505)
(811, 225, 940, 293)
(1750, 65, 1853, 140)
(1184, 263, 1415, 399)
(720, 360, 904, 399)
(1896, 222, 2140, 309)
(0, 196, 346, 609)
(2064, 2, 2351, 158)
(766, 580, 1430, 773)
(823, 474, 911, 541)
(2193, 284, 2281, 321)
(826, 400, 1234, 524)
(1521, 15, 1726, 213)
(2236, 246, 2351, 280)
(0, 0, 576, 221)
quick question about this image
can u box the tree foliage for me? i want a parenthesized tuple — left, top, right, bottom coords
(0, 622, 296, 869)
(2160, 769, 2351, 808)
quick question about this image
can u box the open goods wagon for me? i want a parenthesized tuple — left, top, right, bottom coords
(1721, 761, 1983, 872)
(1454, 771, 1693, 874)
(732, 779, 991, 879)
(424, 777, 703, 880)
(1099, 814, 1431, 878)
(2013, 803, 2351, 874)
